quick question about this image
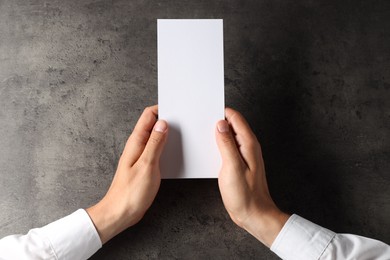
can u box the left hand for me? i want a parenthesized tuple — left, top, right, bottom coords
(87, 105, 168, 244)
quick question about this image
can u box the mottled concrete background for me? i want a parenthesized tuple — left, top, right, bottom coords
(0, 0, 389, 259)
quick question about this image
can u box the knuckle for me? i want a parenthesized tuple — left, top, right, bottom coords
(246, 137, 260, 152)
(140, 152, 157, 167)
(246, 139, 257, 151)
(148, 133, 162, 146)
(140, 156, 150, 166)
(221, 134, 235, 145)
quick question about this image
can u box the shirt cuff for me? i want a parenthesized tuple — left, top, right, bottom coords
(38, 209, 102, 260)
(271, 214, 335, 260)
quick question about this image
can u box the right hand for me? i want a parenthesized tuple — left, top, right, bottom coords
(215, 108, 290, 247)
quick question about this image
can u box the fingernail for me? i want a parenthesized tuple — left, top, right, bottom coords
(217, 120, 230, 133)
(154, 120, 167, 133)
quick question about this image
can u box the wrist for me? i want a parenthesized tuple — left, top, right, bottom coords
(242, 208, 290, 248)
(86, 198, 133, 244)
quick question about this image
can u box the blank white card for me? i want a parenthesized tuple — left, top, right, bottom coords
(158, 19, 225, 178)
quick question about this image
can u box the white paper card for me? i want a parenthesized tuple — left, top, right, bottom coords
(158, 19, 225, 178)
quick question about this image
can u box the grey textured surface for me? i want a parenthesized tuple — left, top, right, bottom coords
(0, 0, 389, 259)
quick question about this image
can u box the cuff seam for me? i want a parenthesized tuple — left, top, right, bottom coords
(317, 229, 336, 259)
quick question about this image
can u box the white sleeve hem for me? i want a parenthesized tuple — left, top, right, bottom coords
(38, 209, 102, 260)
(271, 214, 335, 260)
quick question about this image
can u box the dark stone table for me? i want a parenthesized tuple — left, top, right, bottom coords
(0, 0, 389, 259)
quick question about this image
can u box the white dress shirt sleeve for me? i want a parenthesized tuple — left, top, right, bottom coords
(0, 209, 102, 260)
(271, 214, 390, 260)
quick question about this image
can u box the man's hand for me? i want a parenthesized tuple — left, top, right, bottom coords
(216, 108, 290, 247)
(87, 105, 168, 244)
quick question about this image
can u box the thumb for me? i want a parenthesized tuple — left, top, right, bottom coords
(215, 120, 242, 167)
(140, 120, 168, 166)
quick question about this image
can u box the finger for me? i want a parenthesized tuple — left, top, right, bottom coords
(139, 120, 168, 166)
(215, 119, 245, 169)
(224, 108, 261, 171)
(225, 108, 256, 143)
(122, 105, 158, 166)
